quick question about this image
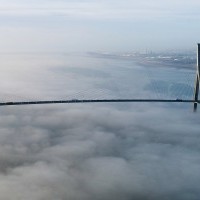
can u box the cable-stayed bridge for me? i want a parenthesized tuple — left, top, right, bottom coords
(0, 99, 196, 106)
(0, 45, 199, 111)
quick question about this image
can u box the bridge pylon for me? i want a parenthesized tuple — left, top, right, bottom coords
(194, 43, 200, 112)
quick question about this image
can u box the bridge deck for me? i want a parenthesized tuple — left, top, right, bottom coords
(0, 99, 198, 106)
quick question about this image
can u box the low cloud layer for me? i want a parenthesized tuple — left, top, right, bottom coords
(0, 103, 199, 200)
(0, 51, 198, 200)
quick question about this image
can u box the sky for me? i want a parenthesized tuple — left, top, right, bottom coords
(0, 1, 200, 200)
(0, 0, 200, 52)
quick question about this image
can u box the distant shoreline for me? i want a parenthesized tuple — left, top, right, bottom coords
(136, 59, 195, 71)
(87, 52, 196, 71)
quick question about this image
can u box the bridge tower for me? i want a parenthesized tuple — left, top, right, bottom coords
(194, 43, 200, 112)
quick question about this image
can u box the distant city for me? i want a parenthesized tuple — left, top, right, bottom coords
(88, 50, 196, 70)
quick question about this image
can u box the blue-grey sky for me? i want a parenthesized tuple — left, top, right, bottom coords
(0, 0, 200, 52)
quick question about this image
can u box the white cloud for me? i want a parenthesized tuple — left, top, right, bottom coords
(0, 103, 199, 200)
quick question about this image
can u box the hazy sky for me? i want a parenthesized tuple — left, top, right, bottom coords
(0, 0, 200, 52)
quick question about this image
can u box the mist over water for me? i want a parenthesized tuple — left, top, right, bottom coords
(0, 53, 195, 101)
(0, 54, 199, 200)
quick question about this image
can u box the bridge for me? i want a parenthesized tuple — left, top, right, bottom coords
(0, 99, 197, 106)
(0, 44, 199, 111)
